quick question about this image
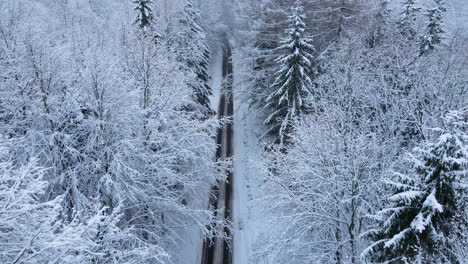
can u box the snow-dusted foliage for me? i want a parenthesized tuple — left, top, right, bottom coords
(0, 0, 467, 262)
(0, 149, 72, 263)
(421, 0, 447, 54)
(170, 0, 214, 118)
(0, 0, 225, 262)
(263, 5, 316, 145)
(246, 0, 366, 111)
(0, 139, 160, 264)
(134, 0, 154, 29)
(364, 109, 468, 263)
(255, 110, 394, 263)
(251, 1, 468, 262)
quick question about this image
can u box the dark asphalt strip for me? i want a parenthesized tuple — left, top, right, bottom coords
(201, 38, 234, 264)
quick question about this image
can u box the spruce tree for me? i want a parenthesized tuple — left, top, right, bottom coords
(363, 109, 468, 263)
(173, 0, 214, 118)
(264, 5, 316, 145)
(397, 0, 421, 40)
(133, 0, 154, 29)
(420, 0, 447, 55)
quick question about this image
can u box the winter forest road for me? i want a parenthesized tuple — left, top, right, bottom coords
(201, 38, 234, 264)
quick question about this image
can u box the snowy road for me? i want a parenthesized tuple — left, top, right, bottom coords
(201, 37, 234, 264)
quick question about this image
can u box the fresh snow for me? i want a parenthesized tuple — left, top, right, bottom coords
(389, 190, 424, 203)
(232, 47, 272, 264)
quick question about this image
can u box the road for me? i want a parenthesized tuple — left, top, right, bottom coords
(201, 38, 234, 264)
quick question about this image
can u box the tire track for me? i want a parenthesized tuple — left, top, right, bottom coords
(201, 37, 234, 264)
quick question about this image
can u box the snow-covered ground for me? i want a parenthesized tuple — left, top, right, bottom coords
(231, 47, 271, 264)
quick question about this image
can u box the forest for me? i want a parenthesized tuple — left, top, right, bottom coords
(0, 0, 466, 264)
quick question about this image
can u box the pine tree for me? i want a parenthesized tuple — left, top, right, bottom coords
(264, 5, 316, 145)
(397, 0, 421, 40)
(363, 109, 468, 263)
(250, 0, 364, 107)
(420, 0, 447, 55)
(173, 0, 214, 118)
(134, 0, 154, 29)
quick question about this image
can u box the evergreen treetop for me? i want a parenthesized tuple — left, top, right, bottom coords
(264, 5, 316, 145)
(363, 109, 468, 263)
(420, 0, 447, 54)
(173, 0, 213, 118)
(133, 0, 154, 29)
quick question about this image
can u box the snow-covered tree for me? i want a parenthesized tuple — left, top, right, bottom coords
(0, 142, 89, 263)
(0, 155, 62, 263)
(397, 0, 421, 40)
(0, 150, 164, 264)
(264, 5, 316, 145)
(253, 23, 468, 264)
(1, 0, 467, 263)
(0, 1, 228, 262)
(420, 0, 447, 55)
(171, 0, 214, 118)
(134, 0, 154, 29)
(120, 25, 227, 262)
(256, 109, 394, 264)
(363, 109, 468, 263)
(246, 0, 368, 129)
